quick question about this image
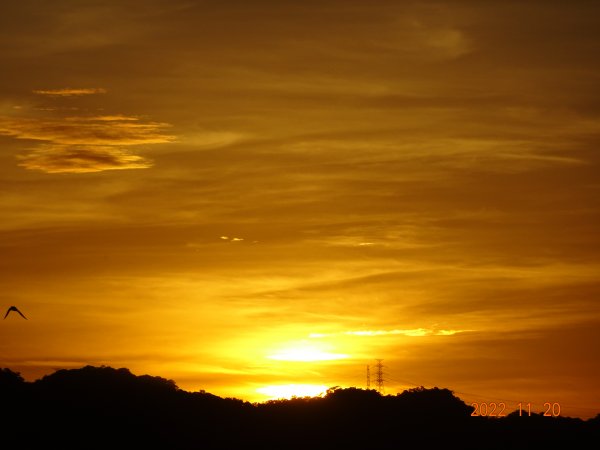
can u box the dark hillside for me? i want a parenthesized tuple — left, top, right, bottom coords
(1, 366, 597, 449)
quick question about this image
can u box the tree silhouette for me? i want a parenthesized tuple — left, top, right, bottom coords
(0, 365, 597, 449)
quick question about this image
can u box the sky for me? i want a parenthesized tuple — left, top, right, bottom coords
(1, 0, 599, 418)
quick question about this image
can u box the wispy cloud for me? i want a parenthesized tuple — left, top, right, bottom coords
(0, 115, 174, 146)
(0, 114, 174, 173)
(182, 131, 246, 148)
(220, 236, 245, 242)
(33, 87, 107, 97)
(310, 328, 469, 338)
(17, 145, 152, 173)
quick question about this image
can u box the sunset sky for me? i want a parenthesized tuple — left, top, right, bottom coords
(1, 0, 599, 418)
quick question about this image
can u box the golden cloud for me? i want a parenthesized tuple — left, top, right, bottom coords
(310, 328, 468, 338)
(0, 114, 174, 173)
(32, 88, 108, 96)
(17, 145, 152, 173)
(0, 115, 174, 146)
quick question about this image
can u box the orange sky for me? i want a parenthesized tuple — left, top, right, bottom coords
(1, 0, 599, 418)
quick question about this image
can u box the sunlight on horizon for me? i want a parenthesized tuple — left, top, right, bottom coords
(257, 384, 329, 400)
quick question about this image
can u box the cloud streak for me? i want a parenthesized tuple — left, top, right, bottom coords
(33, 87, 108, 97)
(17, 145, 152, 173)
(310, 328, 469, 338)
(0, 115, 174, 146)
(0, 114, 174, 173)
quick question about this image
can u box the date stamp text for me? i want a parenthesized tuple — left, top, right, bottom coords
(470, 402, 561, 417)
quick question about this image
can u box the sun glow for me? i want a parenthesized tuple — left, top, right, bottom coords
(267, 343, 348, 362)
(257, 384, 329, 400)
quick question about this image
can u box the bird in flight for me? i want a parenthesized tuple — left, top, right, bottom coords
(3, 306, 27, 320)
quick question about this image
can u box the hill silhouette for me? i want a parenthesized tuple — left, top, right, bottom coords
(1, 365, 597, 449)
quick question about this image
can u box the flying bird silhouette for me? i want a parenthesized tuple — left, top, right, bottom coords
(3, 306, 27, 320)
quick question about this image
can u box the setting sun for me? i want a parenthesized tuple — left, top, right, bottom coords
(257, 384, 329, 400)
(266, 342, 348, 362)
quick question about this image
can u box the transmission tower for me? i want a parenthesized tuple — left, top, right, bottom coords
(375, 359, 385, 393)
(366, 365, 371, 389)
